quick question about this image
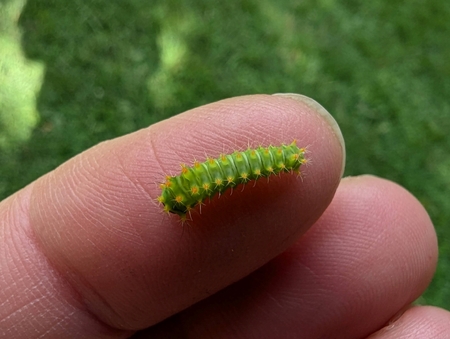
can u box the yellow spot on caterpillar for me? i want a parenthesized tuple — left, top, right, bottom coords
(163, 176, 173, 188)
(163, 204, 172, 213)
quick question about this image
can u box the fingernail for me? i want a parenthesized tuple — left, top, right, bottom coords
(273, 93, 346, 177)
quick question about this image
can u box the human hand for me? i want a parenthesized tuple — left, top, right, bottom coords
(1, 94, 447, 338)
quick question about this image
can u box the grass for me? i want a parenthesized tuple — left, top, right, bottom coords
(1, 0, 450, 309)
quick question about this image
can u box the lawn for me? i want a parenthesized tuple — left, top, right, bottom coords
(1, 0, 450, 309)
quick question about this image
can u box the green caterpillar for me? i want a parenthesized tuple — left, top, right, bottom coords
(158, 140, 307, 220)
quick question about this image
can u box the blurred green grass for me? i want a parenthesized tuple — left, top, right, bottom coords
(1, 0, 449, 309)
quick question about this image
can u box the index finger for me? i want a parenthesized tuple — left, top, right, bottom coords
(2, 94, 345, 336)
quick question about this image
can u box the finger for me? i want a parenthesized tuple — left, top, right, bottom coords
(0, 94, 344, 337)
(368, 306, 450, 338)
(143, 176, 437, 339)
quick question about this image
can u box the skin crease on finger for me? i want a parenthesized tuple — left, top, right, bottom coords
(0, 94, 344, 337)
(138, 176, 440, 339)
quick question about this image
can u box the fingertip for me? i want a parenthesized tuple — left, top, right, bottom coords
(369, 306, 450, 338)
(337, 174, 438, 278)
(272, 93, 346, 177)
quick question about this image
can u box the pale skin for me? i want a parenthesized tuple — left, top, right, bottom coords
(1, 94, 449, 338)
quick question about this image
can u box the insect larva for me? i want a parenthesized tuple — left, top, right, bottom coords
(157, 140, 307, 220)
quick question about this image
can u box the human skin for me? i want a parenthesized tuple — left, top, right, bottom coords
(0, 94, 448, 338)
